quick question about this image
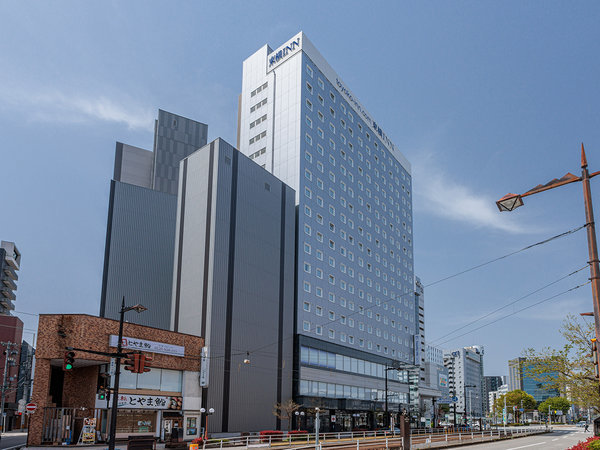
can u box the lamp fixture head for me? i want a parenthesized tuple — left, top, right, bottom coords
(496, 193, 524, 212)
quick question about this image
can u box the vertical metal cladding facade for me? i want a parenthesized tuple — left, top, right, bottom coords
(153, 109, 209, 195)
(100, 110, 207, 329)
(100, 181, 177, 329)
(172, 139, 296, 433)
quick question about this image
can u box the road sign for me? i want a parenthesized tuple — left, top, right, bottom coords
(451, 396, 458, 402)
(26, 403, 37, 413)
(519, 408, 524, 412)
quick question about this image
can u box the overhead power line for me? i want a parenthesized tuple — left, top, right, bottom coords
(429, 265, 589, 346)
(424, 224, 586, 289)
(435, 281, 590, 347)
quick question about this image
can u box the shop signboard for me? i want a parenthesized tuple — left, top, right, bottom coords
(117, 394, 182, 410)
(109, 335, 185, 357)
(439, 373, 448, 388)
(199, 346, 209, 387)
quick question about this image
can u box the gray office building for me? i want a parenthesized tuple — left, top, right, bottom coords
(0, 241, 21, 315)
(171, 138, 296, 433)
(100, 110, 207, 329)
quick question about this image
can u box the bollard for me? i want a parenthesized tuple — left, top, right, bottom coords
(459, 432, 461, 441)
(246, 436, 249, 449)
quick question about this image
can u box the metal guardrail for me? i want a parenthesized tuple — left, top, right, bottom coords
(199, 426, 550, 450)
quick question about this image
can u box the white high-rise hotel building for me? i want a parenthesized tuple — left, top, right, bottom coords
(239, 32, 416, 427)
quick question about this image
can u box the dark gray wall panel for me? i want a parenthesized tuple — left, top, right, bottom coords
(101, 181, 177, 329)
(174, 139, 295, 433)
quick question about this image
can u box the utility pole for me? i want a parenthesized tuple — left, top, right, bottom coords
(0, 342, 16, 439)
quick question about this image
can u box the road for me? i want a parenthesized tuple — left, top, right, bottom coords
(0, 431, 27, 450)
(459, 426, 590, 450)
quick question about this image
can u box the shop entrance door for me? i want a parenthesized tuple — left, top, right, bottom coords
(163, 417, 182, 440)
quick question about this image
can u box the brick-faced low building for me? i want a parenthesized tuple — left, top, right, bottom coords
(29, 314, 204, 446)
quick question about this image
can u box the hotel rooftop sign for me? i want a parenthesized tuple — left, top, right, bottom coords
(265, 32, 410, 173)
(267, 35, 302, 72)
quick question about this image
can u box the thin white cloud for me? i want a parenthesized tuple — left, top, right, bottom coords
(0, 84, 154, 130)
(515, 296, 589, 321)
(412, 152, 526, 234)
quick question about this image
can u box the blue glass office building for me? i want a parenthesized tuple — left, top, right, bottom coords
(239, 32, 417, 430)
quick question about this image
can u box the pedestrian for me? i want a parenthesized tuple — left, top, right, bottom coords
(585, 423, 589, 432)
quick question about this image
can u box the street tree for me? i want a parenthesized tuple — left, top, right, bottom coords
(523, 314, 600, 413)
(538, 397, 571, 415)
(493, 390, 536, 423)
(272, 399, 301, 431)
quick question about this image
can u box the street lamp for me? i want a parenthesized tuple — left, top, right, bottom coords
(108, 297, 147, 450)
(294, 410, 305, 431)
(497, 144, 600, 385)
(200, 407, 215, 440)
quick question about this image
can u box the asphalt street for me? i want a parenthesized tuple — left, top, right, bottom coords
(462, 426, 590, 450)
(0, 431, 27, 450)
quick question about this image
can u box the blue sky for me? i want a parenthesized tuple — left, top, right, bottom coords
(1, 1, 599, 377)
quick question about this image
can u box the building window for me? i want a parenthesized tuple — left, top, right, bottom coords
(303, 321, 311, 332)
(306, 99, 313, 110)
(303, 302, 310, 312)
(306, 65, 314, 77)
(306, 82, 313, 94)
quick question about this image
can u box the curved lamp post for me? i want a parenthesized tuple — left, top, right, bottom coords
(108, 298, 147, 450)
(497, 144, 600, 386)
(200, 407, 215, 440)
(294, 410, 305, 431)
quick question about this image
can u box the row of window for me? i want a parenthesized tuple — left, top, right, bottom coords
(301, 319, 413, 356)
(118, 368, 182, 392)
(249, 130, 267, 145)
(250, 97, 267, 113)
(302, 300, 414, 335)
(303, 222, 412, 288)
(303, 140, 412, 236)
(250, 82, 268, 97)
(302, 124, 412, 206)
(300, 346, 411, 383)
(249, 114, 267, 129)
(299, 378, 408, 404)
(304, 63, 408, 182)
(301, 257, 415, 315)
(249, 147, 266, 160)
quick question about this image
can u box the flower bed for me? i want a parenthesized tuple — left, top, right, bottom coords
(259, 430, 284, 442)
(567, 436, 600, 449)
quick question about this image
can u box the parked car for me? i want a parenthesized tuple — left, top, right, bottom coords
(577, 421, 587, 427)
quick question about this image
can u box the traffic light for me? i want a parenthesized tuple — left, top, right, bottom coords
(98, 386, 106, 400)
(63, 351, 75, 371)
(124, 353, 140, 373)
(139, 354, 153, 373)
(592, 339, 599, 379)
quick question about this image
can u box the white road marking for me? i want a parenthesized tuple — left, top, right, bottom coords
(506, 443, 546, 450)
(552, 438, 559, 441)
